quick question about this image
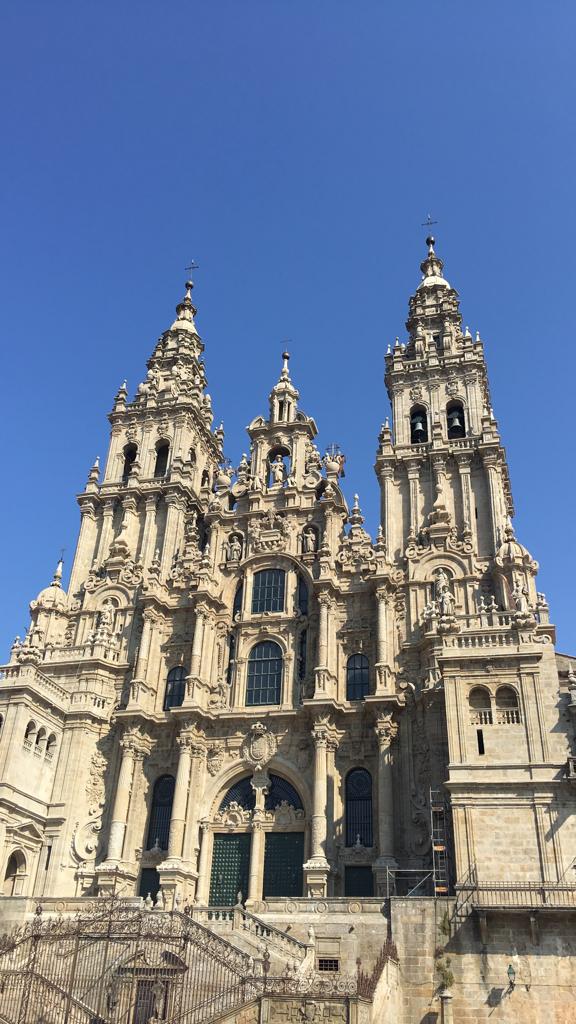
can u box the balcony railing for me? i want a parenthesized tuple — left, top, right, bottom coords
(462, 878, 576, 910)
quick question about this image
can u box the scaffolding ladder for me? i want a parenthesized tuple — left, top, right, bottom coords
(430, 788, 449, 896)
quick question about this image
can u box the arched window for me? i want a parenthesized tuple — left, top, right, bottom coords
(201, 469, 211, 488)
(24, 721, 36, 745)
(246, 641, 283, 706)
(35, 727, 46, 753)
(154, 441, 170, 478)
(163, 666, 186, 710)
(4, 851, 26, 896)
(219, 773, 303, 813)
(495, 686, 521, 724)
(468, 686, 492, 724)
(45, 734, 57, 759)
(345, 769, 373, 847)
(447, 401, 466, 439)
(146, 775, 175, 850)
(122, 443, 137, 483)
(346, 654, 369, 701)
(410, 406, 428, 444)
(252, 569, 285, 614)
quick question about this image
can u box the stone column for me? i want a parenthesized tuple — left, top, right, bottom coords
(246, 771, 269, 905)
(379, 463, 395, 559)
(317, 595, 329, 669)
(482, 452, 502, 553)
(375, 587, 391, 693)
(133, 610, 154, 683)
(160, 493, 184, 578)
(373, 714, 398, 895)
(440, 991, 454, 1024)
(139, 495, 158, 567)
(456, 453, 477, 550)
(196, 823, 212, 904)
(182, 746, 207, 865)
(96, 499, 116, 563)
(189, 608, 206, 689)
(106, 737, 138, 861)
(168, 734, 193, 858)
(69, 500, 98, 594)
(303, 724, 330, 896)
(406, 460, 420, 538)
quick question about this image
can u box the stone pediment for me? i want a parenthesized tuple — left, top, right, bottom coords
(8, 819, 44, 842)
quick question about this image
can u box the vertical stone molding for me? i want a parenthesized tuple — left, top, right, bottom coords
(105, 730, 151, 863)
(303, 722, 330, 897)
(373, 713, 398, 893)
(406, 460, 420, 538)
(482, 451, 502, 553)
(317, 594, 330, 670)
(195, 822, 212, 904)
(96, 499, 116, 563)
(167, 733, 194, 858)
(375, 587, 391, 693)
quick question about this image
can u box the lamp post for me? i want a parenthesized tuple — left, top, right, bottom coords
(507, 963, 516, 990)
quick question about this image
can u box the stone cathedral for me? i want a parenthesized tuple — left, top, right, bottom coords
(0, 239, 575, 1024)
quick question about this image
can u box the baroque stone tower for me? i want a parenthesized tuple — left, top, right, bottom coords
(0, 240, 574, 1023)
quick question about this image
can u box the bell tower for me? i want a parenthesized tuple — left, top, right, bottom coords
(375, 237, 562, 890)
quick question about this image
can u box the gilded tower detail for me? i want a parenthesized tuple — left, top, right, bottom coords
(0, 241, 574, 1022)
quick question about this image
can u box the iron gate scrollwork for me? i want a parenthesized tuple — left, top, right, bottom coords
(0, 899, 258, 1024)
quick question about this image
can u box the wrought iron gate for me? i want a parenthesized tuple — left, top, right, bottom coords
(0, 900, 258, 1024)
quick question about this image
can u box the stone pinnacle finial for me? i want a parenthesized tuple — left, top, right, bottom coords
(281, 350, 290, 379)
(426, 235, 435, 254)
(173, 278, 198, 330)
(52, 558, 63, 588)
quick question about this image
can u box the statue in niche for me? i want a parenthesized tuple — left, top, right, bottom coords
(435, 570, 455, 617)
(302, 527, 317, 554)
(511, 580, 530, 614)
(270, 455, 285, 485)
(228, 535, 242, 562)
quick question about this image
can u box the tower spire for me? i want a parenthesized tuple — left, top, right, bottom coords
(170, 279, 198, 333)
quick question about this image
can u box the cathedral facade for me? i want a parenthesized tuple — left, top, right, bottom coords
(0, 239, 575, 1023)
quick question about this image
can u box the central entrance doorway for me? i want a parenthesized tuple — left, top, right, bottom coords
(209, 833, 251, 906)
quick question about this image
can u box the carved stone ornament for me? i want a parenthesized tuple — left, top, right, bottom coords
(240, 721, 277, 767)
(409, 384, 423, 403)
(206, 745, 225, 776)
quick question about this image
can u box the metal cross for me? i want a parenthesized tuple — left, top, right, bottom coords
(421, 214, 438, 228)
(185, 260, 199, 278)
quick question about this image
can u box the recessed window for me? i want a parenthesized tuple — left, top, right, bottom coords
(164, 666, 186, 710)
(246, 641, 283, 706)
(447, 401, 466, 439)
(410, 406, 428, 444)
(122, 443, 137, 483)
(252, 569, 285, 614)
(345, 768, 373, 847)
(477, 729, 485, 755)
(154, 441, 170, 478)
(146, 775, 175, 850)
(346, 653, 369, 701)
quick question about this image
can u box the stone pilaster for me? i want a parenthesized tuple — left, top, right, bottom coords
(303, 722, 330, 896)
(373, 713, 398, 895)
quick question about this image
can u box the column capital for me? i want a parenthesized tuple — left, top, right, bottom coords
(121, 726, 153, 757)
(482, 450, 499, 469)
(455, 452, 472, 470)
(374, 713, 398, 749)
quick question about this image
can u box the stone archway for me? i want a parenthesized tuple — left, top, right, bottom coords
(207, 772, 306, 906)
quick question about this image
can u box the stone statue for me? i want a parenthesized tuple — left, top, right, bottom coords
(511, 580, 529, 614)
(303, 528, 317, 553)
(270, 455, 285, 485)
(228, 535, 242, 562)
(435, 570, 455, 617)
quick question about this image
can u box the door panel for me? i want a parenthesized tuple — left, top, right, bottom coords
(209, 833, 251, 906)
(345, 865, 374, 896)
(263, 833, 304, 897)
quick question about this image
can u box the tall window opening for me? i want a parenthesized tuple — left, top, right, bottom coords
(246, 641, 283, 706)
(410, 406, 428, 444)
(345, 769, 373, 847)
(251, 569, 285, 614)
(468, 686, 492, 725)
(233, 581, 244, 620)
(447, 401, 466, 439)
(4, 851, 26, 896)
(346, 653, 369, 701)
(298, 629, 307, 681)
(154, 441, 170, 478)
(122, 443, 137, 483)
(297, 574, 309, 616)
(146, 775, 175, 850)
(163, 666, 186, 710)
(495, 686, 521, 724)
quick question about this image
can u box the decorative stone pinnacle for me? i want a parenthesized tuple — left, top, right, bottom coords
(281, 350, 290, 379)
(52, 558, 63, 587)
(426, 234, 435, 254)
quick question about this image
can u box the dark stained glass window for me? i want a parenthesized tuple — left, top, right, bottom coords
(345, 768, 373, 847)
(164, 666, 186, 710)
(346, 653, 369, 701)
(246, 641, 282, 706)
(146, 775, 175, 850)
(252, 570, 285, 614)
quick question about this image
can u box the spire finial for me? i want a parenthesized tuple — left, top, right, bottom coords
(281, 350, 290, 378)
(52, 555, 64, 587)
(426, 235, 435, 254)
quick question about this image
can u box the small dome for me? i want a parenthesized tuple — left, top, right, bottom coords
(32, 560, 67, 611)
(496, 522, 537, 571)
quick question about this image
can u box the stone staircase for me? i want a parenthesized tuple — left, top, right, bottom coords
(194, 904, 314, 973)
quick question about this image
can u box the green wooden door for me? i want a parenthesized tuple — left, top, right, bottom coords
(209, 833, 251, 906)
(263, 833, 304, 897)
(345, 865, 374, 896)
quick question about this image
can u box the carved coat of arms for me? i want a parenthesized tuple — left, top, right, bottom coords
(241, 722, 276, 767)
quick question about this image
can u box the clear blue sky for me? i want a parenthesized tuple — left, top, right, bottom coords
(1, 1, 574, 653)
